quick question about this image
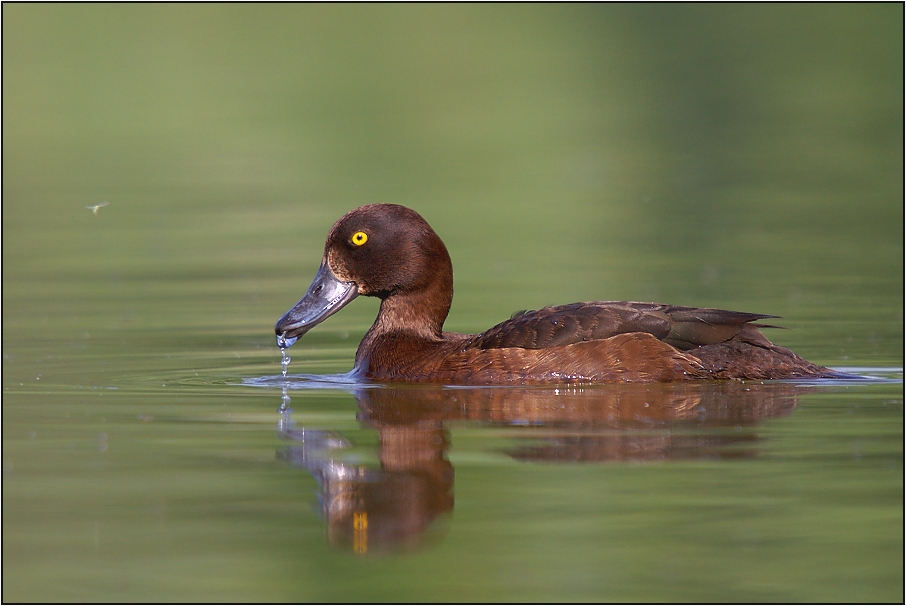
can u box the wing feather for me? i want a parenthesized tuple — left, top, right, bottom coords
(468, 302, 779, 351)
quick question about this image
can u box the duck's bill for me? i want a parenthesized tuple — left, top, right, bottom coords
(275, 263, 358, 348)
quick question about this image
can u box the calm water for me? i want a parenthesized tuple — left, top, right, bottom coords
(3, 4, 903, 602)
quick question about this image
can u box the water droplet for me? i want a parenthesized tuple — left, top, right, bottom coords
(281, 348, 291, 377)
(276, 333, 298, 349)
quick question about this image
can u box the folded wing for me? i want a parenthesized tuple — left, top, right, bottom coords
(468, 301, 779, 351)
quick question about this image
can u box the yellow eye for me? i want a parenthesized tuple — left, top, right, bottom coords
(351, 231, 368, 246)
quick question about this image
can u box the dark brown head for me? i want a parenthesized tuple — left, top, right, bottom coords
(275, 204, 454, 347)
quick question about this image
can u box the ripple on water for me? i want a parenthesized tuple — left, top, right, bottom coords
(242, 372, 381, 390)
(788, 367, 903, 385)
(240, 367, 902, 392)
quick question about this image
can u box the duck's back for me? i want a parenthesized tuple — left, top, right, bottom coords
(445, 301, 835, 383)
(467, 301, 777, 351)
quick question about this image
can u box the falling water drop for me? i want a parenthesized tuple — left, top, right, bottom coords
(281, 347, 291, 377)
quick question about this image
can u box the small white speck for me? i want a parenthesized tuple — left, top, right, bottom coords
(86, 202, 109, 216)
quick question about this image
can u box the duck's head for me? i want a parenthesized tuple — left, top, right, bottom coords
(275, 204, 453, 348)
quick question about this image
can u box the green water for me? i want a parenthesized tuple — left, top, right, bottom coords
(3, 4, 903, 602)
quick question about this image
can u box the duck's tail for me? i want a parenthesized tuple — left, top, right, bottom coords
(688, 340, 851, 381)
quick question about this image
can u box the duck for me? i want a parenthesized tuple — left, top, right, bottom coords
(275, 203, 841, 384)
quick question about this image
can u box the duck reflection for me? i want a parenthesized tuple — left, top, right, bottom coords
(277, 417, 452, 554)
(276, 381, 806, 553)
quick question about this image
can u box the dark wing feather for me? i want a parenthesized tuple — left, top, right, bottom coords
(469, 301, 779, 351)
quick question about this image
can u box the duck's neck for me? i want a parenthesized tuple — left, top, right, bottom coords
(373, 278, 453, 340)
(362, 252, 454, 344)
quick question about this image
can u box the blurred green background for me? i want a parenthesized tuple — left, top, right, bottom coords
(4, 3, 902, 357)
(2, 4, 903, 602)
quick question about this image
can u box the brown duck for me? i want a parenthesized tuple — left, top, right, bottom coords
(275, 204, 841, 384)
